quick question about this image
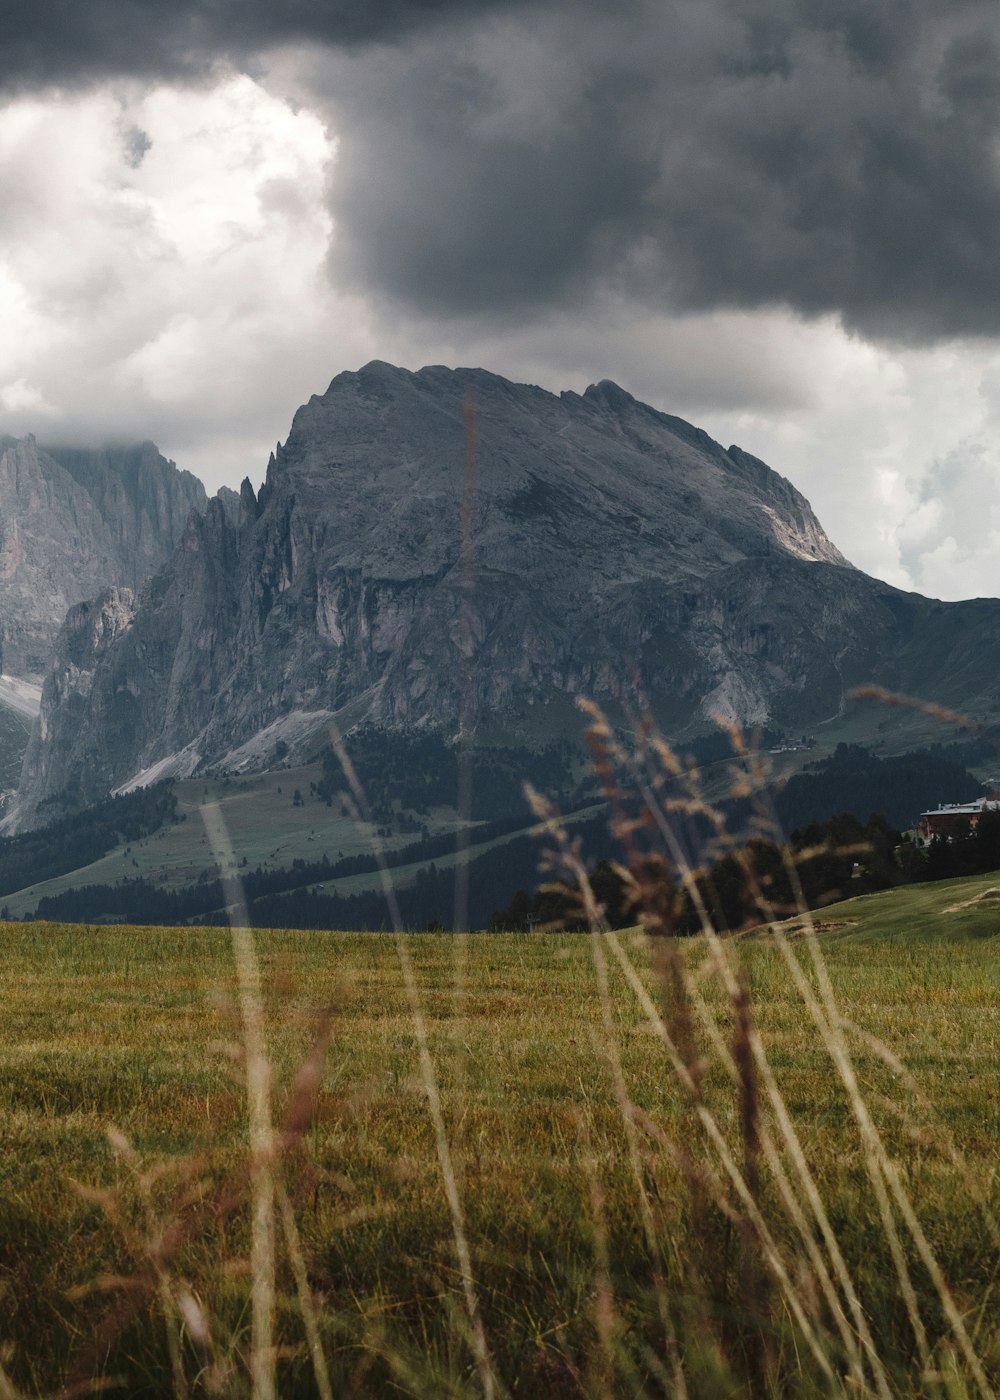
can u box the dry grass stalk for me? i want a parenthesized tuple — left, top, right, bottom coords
(12, 798, 350, 1396)
(201, 800, 276, 1400)
(330, 729, 497, 1400)
(578, 704, 734, 1363)
(663, 848, 890, 1391)
(702, 698, 991, 1391)
(600, 929, 840, 1386)
(558, 697, 999, 1395)
(526, 780, 685, 1387)
(274, 1180, 334, 1400)
(840, 1017, 1000, 1255)
(104, 1126, 192, 1398)
(577, 1115, 617, 1400)
(713, 753, 997, 1397)
(732, 972, 772, 1389)
(588, 953, 688, 1398)
(274, 1013, 336, 1400)
(766, 862, 996, 1396)
(528, 776, 844, 1389)
(680, 967, 884, 1392)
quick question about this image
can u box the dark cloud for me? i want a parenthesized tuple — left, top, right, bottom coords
(317, 0, 1000, 342)
(327, 49, 656, 313)
(0, 0, 521, 89)
(8, 0, 1000, 342)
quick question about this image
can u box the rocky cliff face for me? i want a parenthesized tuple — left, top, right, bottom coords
(44, 441, 207, 592)
(0, 436, 206, 678)
(15, 362, 1000, 826)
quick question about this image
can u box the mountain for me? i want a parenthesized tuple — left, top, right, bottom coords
(13, 362, 1000, 827)
(0, 436, 206, 679)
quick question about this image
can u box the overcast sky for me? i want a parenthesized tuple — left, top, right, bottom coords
(4, 0, 1000, 599)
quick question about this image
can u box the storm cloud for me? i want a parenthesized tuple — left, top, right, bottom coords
(316, 0, 1000, 342)
(7, 0, 1000, 341)
(0, 0, 524, 88)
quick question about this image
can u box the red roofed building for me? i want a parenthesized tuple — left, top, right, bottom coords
(917, 800, 1000, 845)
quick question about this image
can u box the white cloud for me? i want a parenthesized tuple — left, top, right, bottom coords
(890, 441, 1000, 598)
(0, 72, 377, 487)
(0, 378, 54, 413)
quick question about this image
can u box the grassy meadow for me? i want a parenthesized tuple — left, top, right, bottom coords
(781, 865, 1000, 943)
(0, 764, 419, 918)
(0, 907, 996, 1398)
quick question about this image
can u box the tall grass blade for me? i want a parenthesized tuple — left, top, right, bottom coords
(330, 734, 497, 1400)
(201, 801, 276, 1400)
(275, 1179, 335, 1400)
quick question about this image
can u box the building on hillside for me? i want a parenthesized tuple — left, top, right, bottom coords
(917, 800, 1000, 845)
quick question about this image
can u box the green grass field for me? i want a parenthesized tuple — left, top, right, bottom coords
(0, 764, 456, 917)
(0, 901, 997, 1397)
(780, 867, 1000, 943)
(0, 762, 605, 923)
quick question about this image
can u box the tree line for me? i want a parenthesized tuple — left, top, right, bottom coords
(489, 808, 1000, 933)
(0, 783, 178, 901)
(10, 739, 996, 933)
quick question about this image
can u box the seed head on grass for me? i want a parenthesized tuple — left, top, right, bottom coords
(529, 694, 997, 1397)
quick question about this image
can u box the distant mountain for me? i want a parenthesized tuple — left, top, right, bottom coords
(13, 362, 1000, 827)
(0, 436, 206, 679)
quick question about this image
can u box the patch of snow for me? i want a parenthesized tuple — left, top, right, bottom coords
(0, 674, 41, 719)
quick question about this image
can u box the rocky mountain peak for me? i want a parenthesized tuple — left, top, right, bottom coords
(238, 477, 260, 526)
(12, 362, 906, 827)
(42, 440, 206, 580)
(215, 486, 242, 525)
(582, 378, 635, 411)
(263, 361, 846, 574)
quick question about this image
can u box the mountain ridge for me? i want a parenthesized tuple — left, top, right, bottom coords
(12, 362, 999, 829)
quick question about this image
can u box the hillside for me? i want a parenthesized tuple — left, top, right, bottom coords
(771, 868, 1000, 943)
(0, 735, 988, 932)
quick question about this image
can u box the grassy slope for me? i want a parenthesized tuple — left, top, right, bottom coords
(0, 764, 457, 915)
(0, 922, 996, 1395)
(789, 868, 1000, 943)
(2, 683, 991, 917)
(307, 802, 605, 899)
(0, 745, 605, 918)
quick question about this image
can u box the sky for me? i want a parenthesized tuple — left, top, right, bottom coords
(3, 0, 1000, 600)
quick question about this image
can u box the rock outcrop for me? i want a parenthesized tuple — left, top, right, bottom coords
(0, 436, 206, 678)
(14, 362, 1000, 826)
